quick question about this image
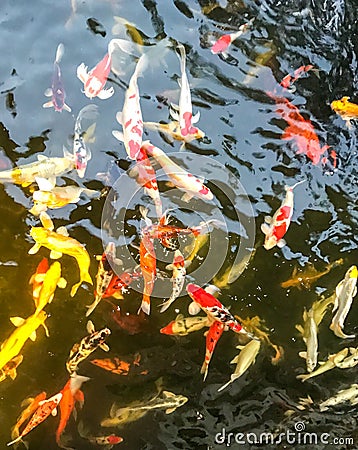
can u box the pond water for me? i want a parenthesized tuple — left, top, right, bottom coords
(0, 0, 357, 449)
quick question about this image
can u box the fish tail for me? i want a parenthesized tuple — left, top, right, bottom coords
(217, 379, 232, 392)
(177, 43, 186, 73)
(158, 296, 174, 313)
(55, 43, 65, 64)
(330, 323, 355, 339)
(85, 297, 100, 317)
(7, 435, 23, 446)
(200, 361, 208, 381)
(138, 294, 151, 315)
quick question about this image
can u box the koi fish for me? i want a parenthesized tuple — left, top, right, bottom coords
(330, 265, 357, 339)
(280, 65, 315, 89)
(65, 104, 99, 178)
(143, 121, 205, 145)
(102, 269, 143, 300)
(268, 93, 330, 164)
(331, 96, 358, 127)
(218, 340, 261, 391)
(0, 311, 49, 373)
(56, 374, 90, 446)
(296, 307, 318, 373)
(159, 250, 187, 312)
(109, 305, 150, 335)
(261, 180, 305, 250)
(101, 390, 188, 427)
(7, 392, 63, 446)
(186, 283, 256, 338)
(170, 44, 201, 138)
(33, 261, 67, 314)
(78, 420, 123, 448)
(138, 233, 156, 315)
(184, 233, 208, 264)
(160, 314, 211, 336)
(310, 294, 335, 327)
(29, 258, 49, 305)
(296, 347, 349, 382)
(213, 249, 256, 289)
(142, 141, 213, 202)
(0, 154, 74, 188)
(201, 320, 225, 381)
(30, 185, 100, 215)
(336, 347, 358, 369)
(86, 242, 122, 317)
(129, 145, 163, 218)
(280, 258, 344, 289)
(10, 391, 47, 443)
(112, 53, 148, 160)
(77, 52, 114, 99)
(43, 43, 71, 112)
(66, 320, 110, 375)
(319, 384, 358, 411)
(29, 212, 93, 297)
(91, 354, 140, 375)
(0, 355, 23, 383)
(211, 19, 253, 55)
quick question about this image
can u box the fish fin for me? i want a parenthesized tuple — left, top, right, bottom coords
(97, 87, 114, 100)
(264, 215, 272, 224)
(87, 321, 95, 334)
(62, 145, 73, 161)
(181, 192, 193, 203)
(29, 331, 37, 341)
(56, 226, 69, 237)
(57, 277, 67, 289)
(9, 368, 18, 380)
(188, 301, 201, 315)
(42, 323, 50, 337)
(55, 43, 65, 63)
(295, 325, 304, 334)
(40, 211, 54, 230)
(217, 379, 232, 392)
(100, 343, 110, 352)
(51, 407, 58, 416)
(170, 103, 179, 111)
(353, 286, 357, 297)
(298, 351, 307, 359)
(6, 435, 23, 446)
(63, 103, 72, 112)
(162, 391, 176, 398)
(70, 281, 81, 297)
(165, 407, 177, 414)
(35, 177, 55, 191)
(43, 101, 54, 108)
(37, 155, 48, 162)
(10, 317, 25, 327)
(112, 130, 124, 142)
(277, 239, 286, 248)
(50, 250, 63, 259)
(192, 111, 200, 123)
(116, 111, 123, 124)
(44, 88, 53, 97)
(260, 223, 270, 235)
(28, 243, 41, 255)
(77, 63, 89, 83)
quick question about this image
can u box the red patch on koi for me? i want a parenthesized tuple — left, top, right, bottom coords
(275, 205, 291, 221)
(125, 119, 132, 128)
(211, 35, 232, 54)
(128, 140, 140, 158)
(273, 223, 288, 240)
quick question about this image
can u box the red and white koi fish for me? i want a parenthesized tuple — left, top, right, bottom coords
(78, 420, 123, 447)
(261, 180, 305, 250)
(112, 53, 148, 160)
(7, 392, 63, 446)
(211, 19, 254, 55)
(170, 44, 201, 138)
(201, 320, 225, 381)
(186, 283, 256, 338)
(86, 242, 122, 317)
(56, 374, 90, 446)
(77, 52, 114, 99)
(130, 145, 163, 218)
(160, 314, 211, 336)
(43, 43, 71, 112)
(280, 65, 315, 89)
(142, 141, 213, 202)
(103, 269, 143, 300)
(159, 250, 187, 313)
(138, 233, 156, 315)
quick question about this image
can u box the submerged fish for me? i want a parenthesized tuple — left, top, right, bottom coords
(78, 420, 123, 448)
(29, 212, 92, 297)
(331, 96, 358, 127)
(77, 51, 114, 100)
(33, 261, 67, 314)
(330, 265, 357, 339)
(0, 355, 23, 383)
(281, 258, 344, 289)
(101, 390, 188, 427)
(160, 314, 211, 336)
(335, 347, 358, 369)
(218, 339, 261, 392)
(66, 321, 110, 375)
(211, 19, 253, 56)
(201, 320, 225, 381)
(319, 384, 358, 411)
(159, 250, 187, 313)
(143, 120, 205, 145)
(43, 43, 71, 112)
(91, 353, 140, 375)
(0, 155, 74, 188)
(296, 307, 318, 373)
(296, 347, 349, 382)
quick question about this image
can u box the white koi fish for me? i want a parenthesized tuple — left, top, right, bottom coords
(319, 384, 358, 411)
(77, 51, 114, 100)
(330, 265, 357, 339)
(296, 307, 318, 373)
(170, 44, 201, 138)
(43, 43, 71, 112)
(142, 141, 213, 202)
(261, 180, 305, 250)
(159, 250, 188, 313)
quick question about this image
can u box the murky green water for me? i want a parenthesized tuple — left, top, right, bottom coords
(0, 0, 357, 449)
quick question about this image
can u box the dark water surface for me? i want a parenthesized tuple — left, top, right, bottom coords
(0, 0, 357, 449)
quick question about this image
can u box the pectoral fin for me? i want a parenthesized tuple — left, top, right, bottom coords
(57, 277, 67, 289)
(29, 243, 41, 255)
(298, 351, 307, 359)
(112, 130, 124, 142)
(50, 250, 63, 259)
(43, 101, 54, 109)
(97, 87, 114, 100)
(29, 331, 37, 341)
(100, 343, 110, 352)
(165, 407, 177, 414)
(56, 226, 69, 237)
(10, 317, 25, 327)
(44, 88, 53, 97)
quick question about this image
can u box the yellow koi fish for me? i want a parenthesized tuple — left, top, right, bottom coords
(331, 96, 358, 127)
(0, 355, 23, 383)
(33, 261, 67, 314)
(0, 155, 74, 188)
(0, 311, 49, 373)
(29, 212, 92, 297)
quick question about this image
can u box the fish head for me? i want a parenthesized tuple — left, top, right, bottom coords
(347, 265, 358, 279)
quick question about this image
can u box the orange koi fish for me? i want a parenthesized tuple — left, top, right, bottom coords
(201, 320, 225, 381)
(91, 353, 140, 375)
(102, 269, 142, 300)
(280, 65, 314, 89)
(29, 258, 49, 306)
(108, 303, 150, 335)
(138, 233, 156, 315)
(56, 375, 90, 446)
(7, 392, 63, 446)
(10, 391, 47, 443)
(77, 52, 114, 100)
(261, 180, 305, 250)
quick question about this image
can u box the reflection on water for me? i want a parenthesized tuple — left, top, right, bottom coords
(0, 0, 357, 449)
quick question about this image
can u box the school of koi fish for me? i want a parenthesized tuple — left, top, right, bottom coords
(1, 2, 357, 449)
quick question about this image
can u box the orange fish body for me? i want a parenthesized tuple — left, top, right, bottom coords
(280, 65, 314, 89)
(331, 96, 358, 124)
(201, 320, 225, 381)
(103, 270, 142, 300)
(91, 357, 131, 375)
(138, 234, 156, 315)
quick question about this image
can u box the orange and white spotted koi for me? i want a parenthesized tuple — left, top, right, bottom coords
(77, 51, 114, 99)
(201, 320, 225, 381)
(159, 250, 187, 313)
